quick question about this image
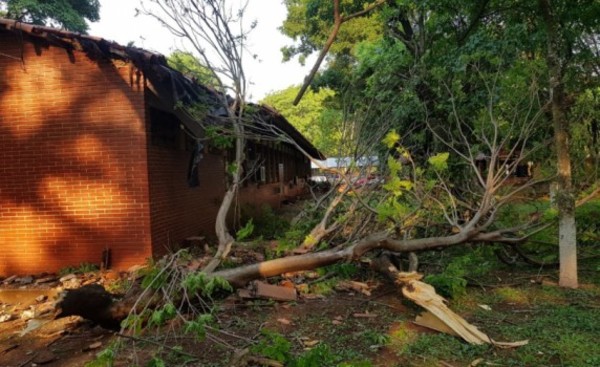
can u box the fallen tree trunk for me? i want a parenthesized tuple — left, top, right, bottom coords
(56, 225, 518, 329)
(56, 230, 528, 348)
(215, 228, 486, 286)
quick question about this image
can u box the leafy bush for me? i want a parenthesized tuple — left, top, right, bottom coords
(59, 262, 99, 276)
(251, 330, 372, 367)
(424, 247, 494, 298)
(236, 218, 254, 241)
(291, 344, 337, 367)
(240, 205, 290, 240)
(250, 329, 292, 363)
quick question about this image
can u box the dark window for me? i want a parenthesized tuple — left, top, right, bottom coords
(149, 108, 184, 149)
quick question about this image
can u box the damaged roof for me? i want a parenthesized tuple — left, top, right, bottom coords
(0, 18, 324, 160)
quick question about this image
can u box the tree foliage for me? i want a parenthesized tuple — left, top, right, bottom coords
(167, 50, 219, 87)
(262, 85, 344, 156)
(281, 0, 383, 64)
(0, 0, 100, 33)
(277, 0, 599, 288)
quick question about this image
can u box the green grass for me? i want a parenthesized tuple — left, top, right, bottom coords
(58, 262, 99, 276)
(387, 272, 600, 367)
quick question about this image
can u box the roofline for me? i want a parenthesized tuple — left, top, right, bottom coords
(0, 18, 325, 160)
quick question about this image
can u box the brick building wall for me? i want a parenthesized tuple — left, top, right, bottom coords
(0, 28, 315, 277)
(0, 34, 153, 275)
(145, 109, 226, 255)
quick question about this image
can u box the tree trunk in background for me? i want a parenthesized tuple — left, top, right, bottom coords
(539, 0, 578, 288)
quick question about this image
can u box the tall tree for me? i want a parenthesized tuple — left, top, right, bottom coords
(262, 85, 345, 156)
(167, 50, 218, 87)
(281, 0, 600, 288)
(0, 0, 100, 33)
(139, 0, 253, 273)
(536, 0, 599, 288)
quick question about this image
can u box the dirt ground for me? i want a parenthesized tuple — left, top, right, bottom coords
(1, 263, 599, 367)
(0, 273, 117, 367)
(0, 268, 429, 367)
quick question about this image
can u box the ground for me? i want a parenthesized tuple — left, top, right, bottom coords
(1, 256, 598, 367)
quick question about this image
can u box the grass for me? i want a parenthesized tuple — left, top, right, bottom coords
(58, 262, 99, 276)
(385, 259, 600, 367)
(85, 257, 598, 367)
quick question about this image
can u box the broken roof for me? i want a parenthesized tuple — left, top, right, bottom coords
(0, 18, 324, 160)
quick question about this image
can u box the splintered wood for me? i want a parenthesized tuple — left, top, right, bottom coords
(397, 273, 528, 348)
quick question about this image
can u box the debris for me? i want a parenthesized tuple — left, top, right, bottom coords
(237, 281, 297, 302)
(276, 318, 292, 325)
(398, 274, 528, 347)
(237, 289, 252, 299)
(301, 339, 320, 347)
(302, 293, 325, 300)
(0, 314, 14, 323)
(414, 311, 458, 336)
(469, 358, 484, 366)
(36, 295, 48, 303)
(21, 308, 36, 320)
(478, 304, 492, 311)
(19, 319, 44, 336)
(35, 276, 57, 284)
(36, 302, 56, 316)
(336, 280, 373, 296)
(279, 279, 295, 289)
(102, 270, 120, 281)
(295, 284, 309, 294)
(59, 274, 76, 282)
(0, 344, 19, 354)
(187, 259, 204, 271)
(254, 281, 297, 301)
(304, 271, 320, 279)
(62, 278, 81, 289)
(127, 264, 147, 274)
(84, 341, 103, 351)
(32, 349, 57, 364)
(2, 275, 17, 284)
(332, 315, 344, 325)
(16, 276, 34, 285)
(352, 312, 378, 318)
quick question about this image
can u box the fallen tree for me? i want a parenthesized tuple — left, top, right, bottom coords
(56, 37, 553, 339)
(54, 2, 564, 364)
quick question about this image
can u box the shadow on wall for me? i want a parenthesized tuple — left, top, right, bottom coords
(0, 38, 152, 275)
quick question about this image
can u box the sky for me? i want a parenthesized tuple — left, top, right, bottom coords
(88, 0, 315, 102)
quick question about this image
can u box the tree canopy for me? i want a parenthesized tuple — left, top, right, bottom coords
(280, 0, 599, 287)
(0, 0, 100, 33)
(167, 50, 219, 88)
(261, 85, 344, 156)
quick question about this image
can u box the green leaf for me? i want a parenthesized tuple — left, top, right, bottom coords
(428, 152, 450, 171)
(383, 176, 413, 196)
(236, 218, 254, 241)
(387, 156, 402, 175)
(147, 357, 166, 367)
(382, 130, 401, 149)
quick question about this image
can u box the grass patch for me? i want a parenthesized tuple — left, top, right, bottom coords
(494, 286, 530, 305)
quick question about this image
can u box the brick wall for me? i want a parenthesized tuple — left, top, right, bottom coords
(146, 128, 226, 256)
(0, 33, 153, 276)
(146, 129, 310, 254)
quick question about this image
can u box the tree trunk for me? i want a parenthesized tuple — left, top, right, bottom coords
(539, 0, 578, 288)
(205, 106, 245, 273)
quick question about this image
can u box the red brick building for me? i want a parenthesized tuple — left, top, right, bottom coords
(0, 19, 323, 276)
